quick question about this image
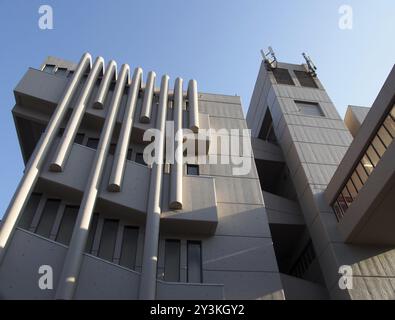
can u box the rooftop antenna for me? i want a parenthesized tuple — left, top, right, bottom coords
(261, 46, 278, 70)
(302, 52, 317, 77)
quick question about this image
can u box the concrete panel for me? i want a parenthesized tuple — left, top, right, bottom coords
(202, 236, 278, 272)
(214, 176, 263, 205)
(203, 270, 284, 300)
(0, 229, 67, 299)
(74, 254, 140, 299)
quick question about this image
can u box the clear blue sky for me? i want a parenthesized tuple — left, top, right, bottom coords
(1, 0, 395, 217)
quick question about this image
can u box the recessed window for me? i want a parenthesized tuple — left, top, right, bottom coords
(295, 101, 325, 117)
(135, 152, 146, 166)
(86, 138, 99, 150)
(67, 70, 75, 78)
(294, 70, 318, 88)
(126, 148, 133, 161)
(164, 239, 181, 282)
(85, 213, 99, 253)
(98, 219, 119, 262)
(35, 199, 61, 238)
(42, 64, 56, 73)
(187, 164, 199, 176)
(272, 68, 295, 85)
(18, 193, 42, 230)
(119, 226, 139, 270)
(56, 67, 68, 77)
(258, 108, 277, 144)
(56, 206, 79, 246)
(74, 133, 85, 145)
(187, 241, 202, 283)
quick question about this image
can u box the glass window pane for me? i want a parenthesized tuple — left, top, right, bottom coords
(337, 195, 348, 214)
(98, 219, 119, 262)
(35, 199, 61, 238)
(294, 70, 318, 88)
(109, 143, 117, 155)
(384, 115, 395, 138)
(187, 164, 199, 176)
(18, 193, 42, 230)
(85, 213, 99, 253)
(86, 138, 99, 149)
(351, 172, 364, 192)
(295, 101, 324, 117)
(371, 136, 386, 157)
(272, 68, 295, 85)
(366, 145, 380, 167)
(346, 180, 358, 201)
(119, 226, 139, 270)
(74, 133, 85, 145)
(56, 67, 67, 76)
(187, 241, 202, 283)
(333, 201, 343, 220)
(377, 126, 393, 148)
(164, 240, 180, 282)
(56, 206, 78, 245)
(342, 188, 352, 207)
(356, 163, 369, 183)
(361, 156, 374, 175)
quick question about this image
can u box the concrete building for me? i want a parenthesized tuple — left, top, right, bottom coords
(0, 52, 394, 300)
(247, 57, 395, 300)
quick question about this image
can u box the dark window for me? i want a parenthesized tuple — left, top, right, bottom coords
(164, 239, 181, 282)
(127, 148, 133, 161)
(258, 109, 277, 143)
(56, 206, 78, 245)
(18, 193, 42, 230)
(85, 213, 99, 253)
(119, 226, 139, 270)
(42, 64, 55, 73)
(35, 199, 61, 238)
(86, 138, 99, 150)
(272, 68, 295, 85)
(67, 70, 75, 78)
(187, 241, 202, 283)
(56, 67, 68, 77)
(74, 133, 85, 145)
(109, 143, 117, 155)
(294, 70, 318, 88)
(295, 101, 324, 117)
(58, 128, 65, 137)
(135, 153, 146, 166)
(98, 219, 119, 262)
(187, 164, 199, 176)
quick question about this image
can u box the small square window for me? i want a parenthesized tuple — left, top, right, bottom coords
(295, 101, 325, 117)
(127, 148, 133, 161)
(187, 164, 199, 176)
(74, 133, 85, 145)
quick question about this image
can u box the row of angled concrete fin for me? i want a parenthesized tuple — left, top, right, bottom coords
(0, 53, 200, 299)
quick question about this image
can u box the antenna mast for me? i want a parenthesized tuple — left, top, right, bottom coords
(302, 52, 317, 77)
(261, 46, 278, 70)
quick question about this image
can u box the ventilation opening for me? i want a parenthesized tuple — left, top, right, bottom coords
(294, 70, 318, 88)
(272, 68, 295, 85)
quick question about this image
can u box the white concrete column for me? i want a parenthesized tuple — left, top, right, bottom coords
(169, 77, 183, 209)
(108, 67, 143, 192)
(50, 57, 105, 172)
(139, 75, 169, 300)
(188, 79, 199, 133)
(55, 64, 130, 300)
(92, 60, 117, 109)
(140, 71, 156, 123)
(0, 53, 92, 265)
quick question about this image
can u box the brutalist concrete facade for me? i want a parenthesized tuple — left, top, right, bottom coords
(0, 53, 284, 300)
(247, 59, 395, 300)
(0, 53, 394, 300)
